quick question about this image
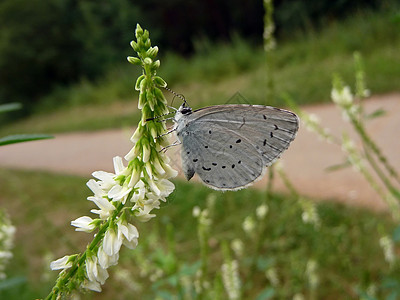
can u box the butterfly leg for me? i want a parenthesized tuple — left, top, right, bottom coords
(156, 127, 177, 139)
(160, 140, 181, 153)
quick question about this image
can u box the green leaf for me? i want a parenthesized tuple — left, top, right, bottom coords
(0, 103, 22, 114)
(392, 225, 400, 242)
(365, 108, 386, 120)
(0, 276, 26, 290)
(325, 160, 352, 172)
(255, 287, 275, 300)
(0, 134, 53, 146)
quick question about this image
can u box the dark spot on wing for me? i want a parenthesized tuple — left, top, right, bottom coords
(263, 115, 267, 120)
(238, 160, 241, 164)
(274, 124, 278, 130)
(187, 151, 190, 155)
(222, 165, 226, 169)
(263, 139, 267, 146)
(193, 159, 198, 162)
(202, 166, 211, 171)
(229, 145, 233, 149)
(270, 132, 274, 138)
(205, 145, 208, 148)
(212, 163, 217, 166)
(232, 164, 235, 168)
(236, 139, 241, 143)
(209, 130, 212, 134)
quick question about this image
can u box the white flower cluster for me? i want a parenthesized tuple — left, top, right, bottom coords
(331, 85, 360, 121)
(379, 235, 396, 267)
(221, 259, 241, 300)
(0, 212, 15, 279)
(305, 259, 319, 290)
(51, 133, 177, 291)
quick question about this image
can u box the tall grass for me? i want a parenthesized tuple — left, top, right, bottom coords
(0, 169, 397, 299)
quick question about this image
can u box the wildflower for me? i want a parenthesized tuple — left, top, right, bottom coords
(379, 236, 396, 266)
(47, 24, 177, 298)
(256, 204, 269, 219)
(71, 216, 96, 232)
(265, 267, 279, 286)
(242, 216, 255, 234)
(0, 211, 15, 279)
(299, 197, 320, 228)
(231, 239, 244, 258)
(192, 206, 201, 217)
(50, 255, 74, 271)
(305, 259, 319, 290)
(331, 85, 353, 106)
(221, 260, 241, 300)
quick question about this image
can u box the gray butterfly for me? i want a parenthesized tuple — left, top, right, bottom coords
(173, 102, 299, 191)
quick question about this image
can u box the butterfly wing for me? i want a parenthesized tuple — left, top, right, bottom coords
(178, 105, 299, 190)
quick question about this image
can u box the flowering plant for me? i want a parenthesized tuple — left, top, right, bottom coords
(46, 24, 177, 299)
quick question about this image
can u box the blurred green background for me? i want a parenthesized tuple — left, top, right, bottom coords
(1, 0, 400, 299)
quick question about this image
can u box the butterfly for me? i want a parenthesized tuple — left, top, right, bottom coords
(173, 101, 299, 190)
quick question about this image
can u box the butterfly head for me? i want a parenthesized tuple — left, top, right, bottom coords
(174, 102, 192, 123)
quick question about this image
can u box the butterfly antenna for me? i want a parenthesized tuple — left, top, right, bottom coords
(163, 86, 189, 107)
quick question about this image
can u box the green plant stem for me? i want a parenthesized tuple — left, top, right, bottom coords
(45, 202, 124, 300)
(351, 116, 400, 186)
(363, 141, 400, 199)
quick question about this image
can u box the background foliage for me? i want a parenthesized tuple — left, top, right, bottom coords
(0, 0, 395, 115)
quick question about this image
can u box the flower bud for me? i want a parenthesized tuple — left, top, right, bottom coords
(127, 56, 141, 65)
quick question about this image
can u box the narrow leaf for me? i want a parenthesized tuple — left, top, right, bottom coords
(0, 103, 22, 114)
(365, 108, 386, 120)
(0, 134, 53, 146)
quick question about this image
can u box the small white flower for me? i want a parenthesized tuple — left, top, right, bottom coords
(379, 236, 396, 266)
(124, 144, 140, 161)
(88, 196, 116, 219)
(256, 204, 268, 219)
(50, 255, 73, 270)
(331, 86, 353, 106)
(87, 179, 107, 198)
(82, 280, 102, 292)
(242, 216, 255, 234)
(117, 220, 139, 243)
(130, 127, 142, 143)
(128, 167, 141, 188)
(86, 255, 109, 287)
(192, 206, 201, 217)
(231, 239, 244, 258)
(113, 156, 127, 175)
(103, 228, 123, 256)
(148, 178, 175, 197)
(97, 246, 119, 269)
(142, 143, 151, 163)
(91, 171, 115, 190)
(71, 216, 96, 232)
(152, 156, 166, 175)
(108, 184, 132, 203)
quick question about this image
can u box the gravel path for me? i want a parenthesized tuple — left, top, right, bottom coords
(1, 93, 399, 211)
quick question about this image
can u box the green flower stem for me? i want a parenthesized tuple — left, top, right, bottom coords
(349, 114, 400, 192)
(45, 24, 173, 299)
(45, 202, 124, 299)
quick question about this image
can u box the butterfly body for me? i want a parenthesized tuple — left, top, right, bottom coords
(174, 103, 299, 191)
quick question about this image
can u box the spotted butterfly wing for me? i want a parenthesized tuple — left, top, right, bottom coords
(175, 104, 299, 190)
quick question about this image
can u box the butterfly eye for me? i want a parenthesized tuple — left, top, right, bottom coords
(181, 107, 192, 115)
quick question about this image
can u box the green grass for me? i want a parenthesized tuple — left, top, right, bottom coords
(0, 6, 399, 136)
(0, 168, 398, 299)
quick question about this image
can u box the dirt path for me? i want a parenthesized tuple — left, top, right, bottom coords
(1, 94, 399, 211)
